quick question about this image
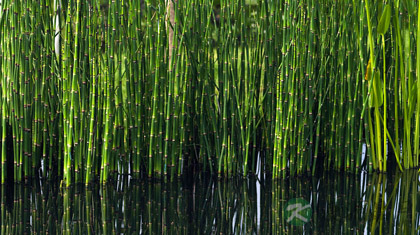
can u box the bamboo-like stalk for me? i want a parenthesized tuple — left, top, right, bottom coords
(0, 0, 420, 184)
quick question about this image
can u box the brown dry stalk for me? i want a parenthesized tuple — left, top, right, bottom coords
(167, 0, 177, 64)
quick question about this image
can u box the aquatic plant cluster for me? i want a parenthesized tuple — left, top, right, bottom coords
(1, 0, 420, 185)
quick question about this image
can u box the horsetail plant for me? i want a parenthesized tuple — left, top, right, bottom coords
(0, 0, 420, 185)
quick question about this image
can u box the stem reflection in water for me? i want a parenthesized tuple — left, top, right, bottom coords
(0, 171, 419, 234)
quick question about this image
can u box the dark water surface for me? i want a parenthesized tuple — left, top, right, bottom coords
(1, 171, 419, 234)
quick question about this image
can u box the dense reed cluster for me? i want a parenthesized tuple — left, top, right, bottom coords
(1, 0, 420, 185)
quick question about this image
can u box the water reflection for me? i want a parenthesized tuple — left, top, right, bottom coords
(1, 171, 419, 234)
